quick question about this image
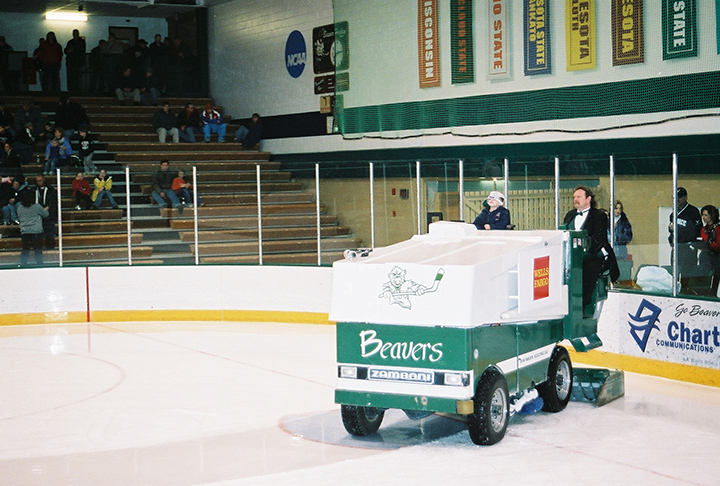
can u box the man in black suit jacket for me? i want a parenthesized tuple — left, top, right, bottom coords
(563, 185, 617, 308)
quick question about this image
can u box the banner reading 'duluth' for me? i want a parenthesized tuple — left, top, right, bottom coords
(488, 0, 508, 76)
(418, 0, 441, 88)
(612, 0, 644, 65)
(565, 0, 596, 71)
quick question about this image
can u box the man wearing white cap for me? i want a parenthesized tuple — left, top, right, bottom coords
(472, 191, 511, 230)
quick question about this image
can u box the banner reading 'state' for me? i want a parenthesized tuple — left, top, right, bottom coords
(488, 0, 508, 76)
(565, 0, 595, 71)
(418, 0, 441, 88)
(662, 0, 697, 60)
(451, 0, 474, 84)
(524, 0, 551, 75)
(612, 0, 644, 65)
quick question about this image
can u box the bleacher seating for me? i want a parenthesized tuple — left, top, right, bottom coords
(0, 95, 360, 266)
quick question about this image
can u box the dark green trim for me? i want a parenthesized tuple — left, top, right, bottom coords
(338, 71, 720, 134)
(274, 132, 720, 178)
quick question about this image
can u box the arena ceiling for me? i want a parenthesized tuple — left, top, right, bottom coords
(0, 0, 232, 19)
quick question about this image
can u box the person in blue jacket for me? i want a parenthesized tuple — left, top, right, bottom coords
(473, 191, 511, 230)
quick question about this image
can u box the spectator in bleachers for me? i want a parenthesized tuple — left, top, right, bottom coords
(668, 187, 702, 278)
(64, 29, 86, 94)
(36, 32, 63, 93)
(0, 36, 15, 93)
(14, 122, 37, 166)
(235, 113, 263, 148)
(152, 102, 179, 143)
(88, 40, 106, 93)
(130, 39, 149, 76)
(54, 94, 89, 141)
(0, 175, 20, 225)
(17, 190, 49, 266)
(177, 102, 200, 143)
(172, 170, 201, 208)
(44, 127, 72, 174)
(72, 172, 93, 210)
(14, 100, 44, 138)
(77, 125, 97, 175)
(699, 205, 720, 294)
(151, 159, 183, 211)
(0, 125, 12, 147)
(612, 201, 633, 260)
(139, 67, 161, 106)
(34, 173, 57, 249)
(201, 103, 226, 143)
(115, 67, 141, 105)
(1, 141, 21, 178)
(91, 169, 118, 210)
(101, 33, 125, 95)
(148, 34, 169, 93)
(0, 101, 13, 135)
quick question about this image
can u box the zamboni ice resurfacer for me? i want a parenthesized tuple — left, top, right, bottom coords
(330, 222, 623, 445)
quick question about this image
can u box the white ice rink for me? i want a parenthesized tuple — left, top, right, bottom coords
(1, 321, 719, 486)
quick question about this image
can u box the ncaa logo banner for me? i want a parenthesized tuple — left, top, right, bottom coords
(285, 30, 307, 78)
(620, 293, 720, 370)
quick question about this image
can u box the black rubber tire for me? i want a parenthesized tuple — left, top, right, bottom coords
(538, 345, 573, 412)
(467, 368, 509, 445)
(341, 404, 385, 436)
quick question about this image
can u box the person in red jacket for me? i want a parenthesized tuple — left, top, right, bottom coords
(72, 172, 92, 210)
(699, 205, 720, 295)
(37, 32, 63, 93)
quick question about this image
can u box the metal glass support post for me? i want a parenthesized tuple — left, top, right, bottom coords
(609, 155, 615, 252)
(193, 166, 199, 265)
(256, 164, 263, 265)
(458, 159, 464, 221)
(416, 161, 421, 235)
(672, 152, 678, 296)
(125, 166, 132, 265)
(316, 163, 322, 266)
(504, 158, 509, 207)
(554, 156, 560, 229)
(369, 162, 375, 248)
(56, 168, 63, 267)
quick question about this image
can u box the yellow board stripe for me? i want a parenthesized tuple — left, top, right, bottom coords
(568, 348, 720, 389)
(0, 310, 335, 326)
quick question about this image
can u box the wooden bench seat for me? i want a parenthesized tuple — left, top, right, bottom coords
(169, 214, 339, 230)
(178, 225, 351, 243)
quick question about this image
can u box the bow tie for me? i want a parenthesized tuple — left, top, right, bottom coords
(577, 209, 588, 216)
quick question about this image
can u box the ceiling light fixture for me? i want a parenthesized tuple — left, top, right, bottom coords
(45, 12, 88, 22)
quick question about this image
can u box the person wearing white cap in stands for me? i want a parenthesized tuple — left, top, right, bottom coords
(472, 190, 511, 230)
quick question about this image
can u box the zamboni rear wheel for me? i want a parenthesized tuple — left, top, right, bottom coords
(538, 345, 573, 412)
(467, 368, 509, 445)
(341, 405, 385, 436)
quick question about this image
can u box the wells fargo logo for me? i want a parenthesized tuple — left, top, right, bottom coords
(533, 255, 550, 300)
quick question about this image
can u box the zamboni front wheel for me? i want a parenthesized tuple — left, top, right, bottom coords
(467, 368, 509, 445)
(341, 404, 385, 436)
(538, 345, 573, 412)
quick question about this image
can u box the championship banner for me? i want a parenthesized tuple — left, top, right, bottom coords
(620, 293, 720, 370)
(451, 0, 474, 84)
(662, 0, 697, 60)
(565, 0, 596, 71)
(612, 0, 644, 65)
(488, 0, 508, 76)
(524, 0, 551, 75)
(418, 0, 441, 88)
